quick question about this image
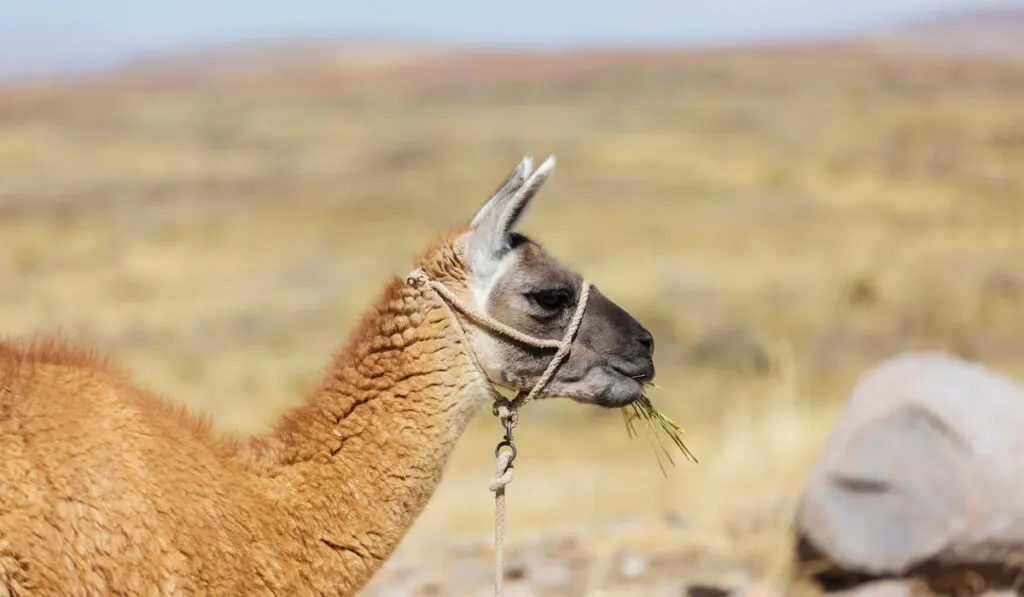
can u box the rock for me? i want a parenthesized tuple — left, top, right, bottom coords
(796, 352, 1024, 577)
(829, 579, 921, 597)
(686, 584, 732, 597)
(617, 550, 648, 579)
(731, 580, 785, 597)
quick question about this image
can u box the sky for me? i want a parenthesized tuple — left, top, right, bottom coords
(1, 0, 1021, 80)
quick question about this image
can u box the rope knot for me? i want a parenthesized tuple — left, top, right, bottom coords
(489, 449, 516, 492)
(491, 399, 519, 429)
(491, 397, 518, 493)
(405, 267, 429, 288)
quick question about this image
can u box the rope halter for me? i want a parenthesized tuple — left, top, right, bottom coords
(404, 266, 591, 597)
(404, 267, 590, 418)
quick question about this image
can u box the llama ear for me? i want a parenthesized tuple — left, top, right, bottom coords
(466, 155, 556, 273)
(470, 156, 532, 229)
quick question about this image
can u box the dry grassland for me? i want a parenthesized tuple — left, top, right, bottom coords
(2, 45, 1023, 594)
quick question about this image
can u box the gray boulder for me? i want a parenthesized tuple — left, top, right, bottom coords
(796, 351, 1024, 578)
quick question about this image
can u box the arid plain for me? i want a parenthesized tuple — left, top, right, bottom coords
(2, 32, 1024, 595)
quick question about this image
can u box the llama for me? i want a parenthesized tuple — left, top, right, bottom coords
(0, 156, 657, 596)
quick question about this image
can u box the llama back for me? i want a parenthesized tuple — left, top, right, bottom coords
(0, 338, 304, 594)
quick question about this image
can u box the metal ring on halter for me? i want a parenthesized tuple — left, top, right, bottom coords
(494, 440, 517, 463)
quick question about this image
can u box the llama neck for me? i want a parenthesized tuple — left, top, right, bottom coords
(255, 270, 490, 591)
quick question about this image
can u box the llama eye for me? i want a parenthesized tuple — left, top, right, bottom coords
(528, 288, 572, 311)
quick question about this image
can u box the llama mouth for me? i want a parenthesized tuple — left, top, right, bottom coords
(583, 364, 654, 408)
(612, 361, 656, 384)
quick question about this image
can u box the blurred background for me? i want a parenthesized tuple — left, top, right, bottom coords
(2, 1, 1024, 595)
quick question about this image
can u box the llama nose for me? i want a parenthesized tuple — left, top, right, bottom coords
(636, 328, 654, 355)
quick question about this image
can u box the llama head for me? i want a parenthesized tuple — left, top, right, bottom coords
(449, 155, 655, 408)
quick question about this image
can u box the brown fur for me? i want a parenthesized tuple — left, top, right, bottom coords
(0, 230, 487, 596)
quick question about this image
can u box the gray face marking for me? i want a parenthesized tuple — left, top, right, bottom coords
(461, 157, 655, 408)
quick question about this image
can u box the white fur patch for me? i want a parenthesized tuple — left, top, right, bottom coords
(459, 233, 522, 390)
(469, 247, 517, 313)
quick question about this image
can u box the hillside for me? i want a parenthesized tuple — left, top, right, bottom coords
(866, 6, 1024, 57)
